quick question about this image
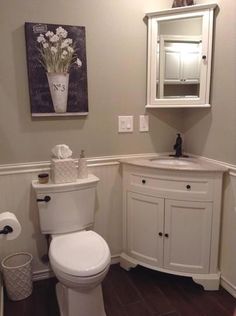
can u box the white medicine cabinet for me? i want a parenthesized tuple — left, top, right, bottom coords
(145, 3, 217, 108)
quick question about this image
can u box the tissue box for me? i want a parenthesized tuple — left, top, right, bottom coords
(51, 158, 77, 183)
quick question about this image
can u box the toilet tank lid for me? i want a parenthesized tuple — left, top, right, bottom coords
(32, 174, 99, 193)
(49, 231, 111, 277)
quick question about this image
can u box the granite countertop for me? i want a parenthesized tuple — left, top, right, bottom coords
(120, 155, 228, 172)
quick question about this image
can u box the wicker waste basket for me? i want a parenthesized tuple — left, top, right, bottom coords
(1, 252, 33, 301)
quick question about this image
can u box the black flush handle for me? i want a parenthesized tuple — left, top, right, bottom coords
(37, 196, 51, 203)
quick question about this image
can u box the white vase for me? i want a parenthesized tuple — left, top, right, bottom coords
(47, 73, 69, 113)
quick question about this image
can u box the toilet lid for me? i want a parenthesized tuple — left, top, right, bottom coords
(49, 231, 110, 277)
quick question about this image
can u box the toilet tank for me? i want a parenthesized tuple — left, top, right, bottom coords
(32, 175, 99, 234)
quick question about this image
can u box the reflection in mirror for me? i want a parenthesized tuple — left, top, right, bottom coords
(156, 17, 202, 99)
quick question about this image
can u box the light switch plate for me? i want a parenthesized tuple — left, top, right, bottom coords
(118, 116, 133, 133)
(139, 115, 149, 132)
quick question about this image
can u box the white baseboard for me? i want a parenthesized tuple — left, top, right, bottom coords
(32, 268, 55, 281)
(221, 276, 236, 298)
(32, 254, 121, 282)
(110, 254, 121, 265)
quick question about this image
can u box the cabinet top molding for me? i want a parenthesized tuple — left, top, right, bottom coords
(145, 3, 218, 18)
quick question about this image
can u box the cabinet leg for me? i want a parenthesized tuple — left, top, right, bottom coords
(192, 274, 220, 290)
(120, 253, 137, 271)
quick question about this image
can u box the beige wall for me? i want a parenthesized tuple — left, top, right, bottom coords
(184, 0, 236, 165)
(0, 0, 182, 165)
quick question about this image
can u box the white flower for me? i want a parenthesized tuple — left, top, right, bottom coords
(37, 27, 79, 73)
(50, 34, 59, 43)
(76, 58, 82, 67)
(37, 34, 45, 43)
(43, 42, 49, 48)
(56, 26, 68, 38)
(67, 46, 74, 53)
(61, 40, 69, 49)
(45, 31, 54, 37)
(61, 38, 73, 49)
(50, 47, 58, 54)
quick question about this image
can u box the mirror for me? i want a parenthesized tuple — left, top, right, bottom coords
(157, 17, 202, 99)
(146, 4, 217, 108)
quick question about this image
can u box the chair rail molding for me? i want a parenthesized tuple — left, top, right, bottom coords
(0, 153, 235, 176)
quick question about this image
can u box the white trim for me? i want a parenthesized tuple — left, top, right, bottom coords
(158, 35, 202, 42)
(32, 268, 55, 281)
(145, 3, 218, 17)
(110, 254, 121, 265)
(221, 276, 236, 298)
(0, 274, 3, 316)
(0, 153, 235, 176)
(188, 154, 236, 175)
(0, 153, 159, 176)
(146, 104, 211, 108)
(32, 254, 121, 281)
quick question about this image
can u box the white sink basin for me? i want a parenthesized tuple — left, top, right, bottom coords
(149, 157, 198, 167)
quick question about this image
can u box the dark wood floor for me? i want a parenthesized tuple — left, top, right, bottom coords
(4, 264, 236, 316)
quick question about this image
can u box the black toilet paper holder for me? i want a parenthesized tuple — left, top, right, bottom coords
(0, 225, 13, 235)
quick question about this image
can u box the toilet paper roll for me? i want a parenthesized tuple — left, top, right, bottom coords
(0, 212, 21, 240)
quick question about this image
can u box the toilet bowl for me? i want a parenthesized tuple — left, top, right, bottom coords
(49, 230, 111, 316)
(32, 175, 110, 316)
(49, 230, 111, 289)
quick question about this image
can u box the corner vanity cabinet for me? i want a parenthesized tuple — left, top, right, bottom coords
(146, 3, 217, 108)
(120, 161, 225, 290)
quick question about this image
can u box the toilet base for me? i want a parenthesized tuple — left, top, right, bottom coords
(56, 282, 106, 316)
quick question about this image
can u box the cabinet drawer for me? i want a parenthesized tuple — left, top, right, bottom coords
(129, 173, 213, 200)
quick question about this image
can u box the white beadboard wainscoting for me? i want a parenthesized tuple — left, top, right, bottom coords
(0, 153, 236, 298)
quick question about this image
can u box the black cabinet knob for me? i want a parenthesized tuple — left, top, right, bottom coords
(186, 184, 191, 190)
(164, 233, 169, 238)
(202, 55, 207, 60)
(158, 232, 163, 237)
(142, 179, 146, 184)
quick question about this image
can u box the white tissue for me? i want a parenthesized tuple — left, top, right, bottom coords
(0, 212, 21, 240)
(51, 144, 72, 159)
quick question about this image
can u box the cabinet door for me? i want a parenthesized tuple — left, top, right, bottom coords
(127, 192, 164, 267)
(182, 50, 200, 83)
(164, 50, 182, 83)
(164, 199, 212, 274)
(164, 49, 200, 84)
(146, 5, 216, 108)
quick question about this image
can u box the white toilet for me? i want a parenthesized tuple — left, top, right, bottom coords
(32, 175, 111, 316)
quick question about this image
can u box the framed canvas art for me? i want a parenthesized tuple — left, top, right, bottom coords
(25, 22, 88, 116)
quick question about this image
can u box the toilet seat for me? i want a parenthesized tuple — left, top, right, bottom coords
(49, 230, 110, 277)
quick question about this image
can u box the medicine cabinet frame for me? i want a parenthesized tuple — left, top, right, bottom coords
(145, 3, 217, 108)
